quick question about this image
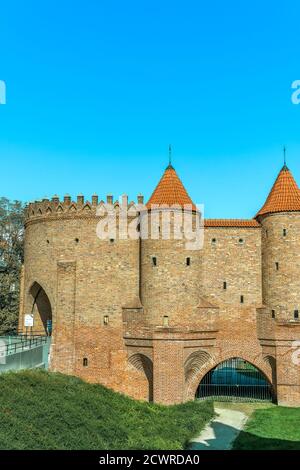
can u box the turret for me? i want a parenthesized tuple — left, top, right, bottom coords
(256, 163, 300, 406)
(256, 164, 300, 321)
(140, 163, 202, 328)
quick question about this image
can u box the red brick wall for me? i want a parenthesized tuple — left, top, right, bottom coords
(19, 201, 300, 406)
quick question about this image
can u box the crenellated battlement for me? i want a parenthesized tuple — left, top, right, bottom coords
(25, 193, 145, 225)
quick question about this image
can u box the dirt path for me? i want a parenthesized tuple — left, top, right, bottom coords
(189, 406, 248, 450)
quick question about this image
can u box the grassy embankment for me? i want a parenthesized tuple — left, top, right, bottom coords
(0, 369, 213, 450)
(229, 403, 300, 450)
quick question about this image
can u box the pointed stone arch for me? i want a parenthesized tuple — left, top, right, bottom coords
(195, 357, 273, 402)
(263, 355, 277, 388)
(184, 350, 213, 385)
(186, 349, 274, 401)
(27, 282, 52, 336)
(128, 353, 153, 402)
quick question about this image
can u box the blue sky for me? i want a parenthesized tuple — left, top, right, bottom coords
(1, 0, 300, 218)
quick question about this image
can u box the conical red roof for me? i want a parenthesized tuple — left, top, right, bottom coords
(147, 165, 196, 209)
(256, 165, 300, 218)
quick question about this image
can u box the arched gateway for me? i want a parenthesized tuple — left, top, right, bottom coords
(196, 357, 273, 402)
(28, 282, 52, 336)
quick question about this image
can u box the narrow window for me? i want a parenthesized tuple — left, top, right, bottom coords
(46, 239, 50, 244)
(239, 238, 244, 244)
(283, 228, 287, 237)
(275, 262, 279, 271)
(163, 315, 169, 327)
(83, 358, 88, 367)
(103, 315, 109, 325)
(271, 310, 275, 319)
(223, 281, 227, 290)
(109, 238, 114, 243)
(294, 310, 299, 319)
(152, 256, 157, 267)
(211, 238, 216, 244)
(186, 257, 191, 266)
(240, 295, 244, 304)
(75, 238, 79, 243)
(266, 229, 268, 238)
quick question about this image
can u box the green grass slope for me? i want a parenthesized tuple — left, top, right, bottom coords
(0, 370, 213, 450)
(233, 406, 300, 450)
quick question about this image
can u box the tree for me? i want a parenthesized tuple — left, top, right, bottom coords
(0, 198, 25, 334)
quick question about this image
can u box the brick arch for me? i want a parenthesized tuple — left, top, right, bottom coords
(263, 355, 277, 388)
(27, 281, 53, 336)
(185, 348, 273, 401)
(184, 350, 214, 386)
(128, 353, 153, 402)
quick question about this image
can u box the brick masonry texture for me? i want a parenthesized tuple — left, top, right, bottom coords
(19, 166, 300, 406)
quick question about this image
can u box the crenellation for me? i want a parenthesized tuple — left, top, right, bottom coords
(92, 194, 98, 206)
(63, 194, 71, 205)
(77, 194, 84, 205)
(24, 194, 146, 226)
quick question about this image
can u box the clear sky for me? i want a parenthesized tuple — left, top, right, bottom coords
(1, 0, 300, 218)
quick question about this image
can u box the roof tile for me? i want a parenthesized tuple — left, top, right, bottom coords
(205, 219, 260, 227)
(256, 165, 300, 217)
(146, 165, 196, 209)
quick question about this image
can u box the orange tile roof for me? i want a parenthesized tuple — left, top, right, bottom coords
(256, 165, 300, 217)
(205, 219, 260, 227)
(146, 165, 196, 209)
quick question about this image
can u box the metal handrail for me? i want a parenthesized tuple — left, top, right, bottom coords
(0, 335, 49, 357)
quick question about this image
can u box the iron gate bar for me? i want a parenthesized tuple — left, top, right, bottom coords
(196, 357, 273, 402)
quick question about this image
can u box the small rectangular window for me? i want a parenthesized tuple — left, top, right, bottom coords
(223, 281, 227, 290)
(103, 315, 109, 325)
(275, 262, 279, 271)
(294, 310, 299, 319)
(83, 358, 88, 367)
(283, 229, 287, 237)
(163, 315, 169, 327)
(186, 257, 191, 266)
(271, 310, 275, 318)
(240, 295, 244, 304)
(152, 256, 157, 267)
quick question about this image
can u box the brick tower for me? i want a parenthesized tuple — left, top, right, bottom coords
(256, 164, 300, 405)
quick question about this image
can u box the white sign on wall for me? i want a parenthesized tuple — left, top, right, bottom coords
(24, 314, 34, 328)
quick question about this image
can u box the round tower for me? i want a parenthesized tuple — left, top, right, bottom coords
(256, 164, 300, 321)
(140, 163, 203, 328)
(256, 163, 300, 406)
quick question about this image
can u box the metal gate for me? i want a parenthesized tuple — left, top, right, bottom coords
(196, 357, 273, 402)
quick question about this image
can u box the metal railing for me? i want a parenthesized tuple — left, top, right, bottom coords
(0, 335, 48, 357)
(196, 357, 273, 402)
